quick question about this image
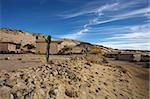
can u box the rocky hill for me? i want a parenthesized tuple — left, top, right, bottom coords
(0, 28, 148, 55)
(0, 28, 106, 54)
(0, 28, 38, 46)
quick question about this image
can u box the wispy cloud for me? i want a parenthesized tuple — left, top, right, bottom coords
(60, 5, 150, 40)
(107, 24, 150, 39)
(107, 32, 150, 40)
(61, 28, 89, 39)
(59, 0, 148, 19)
(59, 3, 119, 19)
(96, 24, 150, 50)
(95, 41, 150, 50)
(58, 0, 149, 50)
(59, 3, 119, 39)
(88, 7, 150, 26)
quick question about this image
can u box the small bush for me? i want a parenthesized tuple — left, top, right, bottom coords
(23, 44, 35, 49)
(58, 47, 72, 55)
(16, 44, 21, 49)
(102, 58, 108, 63)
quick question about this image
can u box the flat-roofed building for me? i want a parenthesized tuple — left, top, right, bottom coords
(36, 40, 62, 54)
(104, 52, 118, 58)
(141, 55, 150, 62)
(0, 41, 17, 53)
(116, 53, 141, 62)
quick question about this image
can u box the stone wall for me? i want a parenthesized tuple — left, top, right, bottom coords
(0, 43, 9, 53)
(36, 42, 60, 54)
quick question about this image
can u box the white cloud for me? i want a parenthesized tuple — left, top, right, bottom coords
(94, 3, 119, 16)
(90, 7, 150, 26)
(96, 24, 150, 50)
(107, 31, 150, 40)
(95, 41, 150, 50)
(59, 3, 119, 19)
(61, 28, 89, 39)
(114, 7, 150, 18)
(60, 3, 118, 39)
(66, 6, 150, 40)
(59, 0, 148, 19)
(58, 1, 150, 50)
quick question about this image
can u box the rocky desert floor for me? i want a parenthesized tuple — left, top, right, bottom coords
(0, 54, 149, 99)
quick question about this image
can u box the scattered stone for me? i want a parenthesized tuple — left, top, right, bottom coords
(49, 89, 59, 98)
(0, 79, 6, 86)
(17, 58, 22, 60)
(4, 57, 10, 60)
(0, 55, 143, 99)
(105, 96, 108, 99)
(119, 79, 123, 82)
(104, 82, 107, 86)
(65, 88, 78, 98)
(122, 69, 127, 74)
(120, 93, 123, 96)
(98, 87, 101, 90)
(95, 89, 99, 93)
(52, 70, 58, 76)
(113, 89, 116, 92)
(86, 62, 92, 66)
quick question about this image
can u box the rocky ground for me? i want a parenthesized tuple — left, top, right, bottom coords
(0, 54, 149, 99)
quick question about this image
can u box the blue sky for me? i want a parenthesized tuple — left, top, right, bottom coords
(1, 0, 150, 50)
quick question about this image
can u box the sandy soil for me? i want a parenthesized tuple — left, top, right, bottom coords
(0, 54, 149, 99)
(0, 54, 71, 71)
(107, 58, 149, 98)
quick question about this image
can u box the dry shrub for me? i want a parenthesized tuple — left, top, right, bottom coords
(90, 46, 101, 54)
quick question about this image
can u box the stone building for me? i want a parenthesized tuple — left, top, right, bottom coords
(141, 55, 150, 62)
(36, 40, 62, 54)
(116, 53, 141, 62)
(104, 52, 118, 58)
(0, 41, 17, 53)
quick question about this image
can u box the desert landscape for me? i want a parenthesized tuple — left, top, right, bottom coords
(0, 54, 149, 99)
(0, 28, 149, 99)
(0, 0, 150, 98)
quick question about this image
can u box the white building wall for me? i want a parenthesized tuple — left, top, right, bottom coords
(8, 43, 16, 52)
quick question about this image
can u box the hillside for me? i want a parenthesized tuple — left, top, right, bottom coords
(0, 28, 37, 45)
(0, 28, 106, 54)
(0, 28, 149, 55)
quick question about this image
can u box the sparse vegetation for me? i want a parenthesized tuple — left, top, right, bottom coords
(90, 46, 101, 54)
(14, 29, 23, 33)
(16, 43, 21, 49)
(81, 46, 90, 56)
(23, 44, 35, 49)
(102, 57, 108, 63)
(58, 46, 72, 55)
